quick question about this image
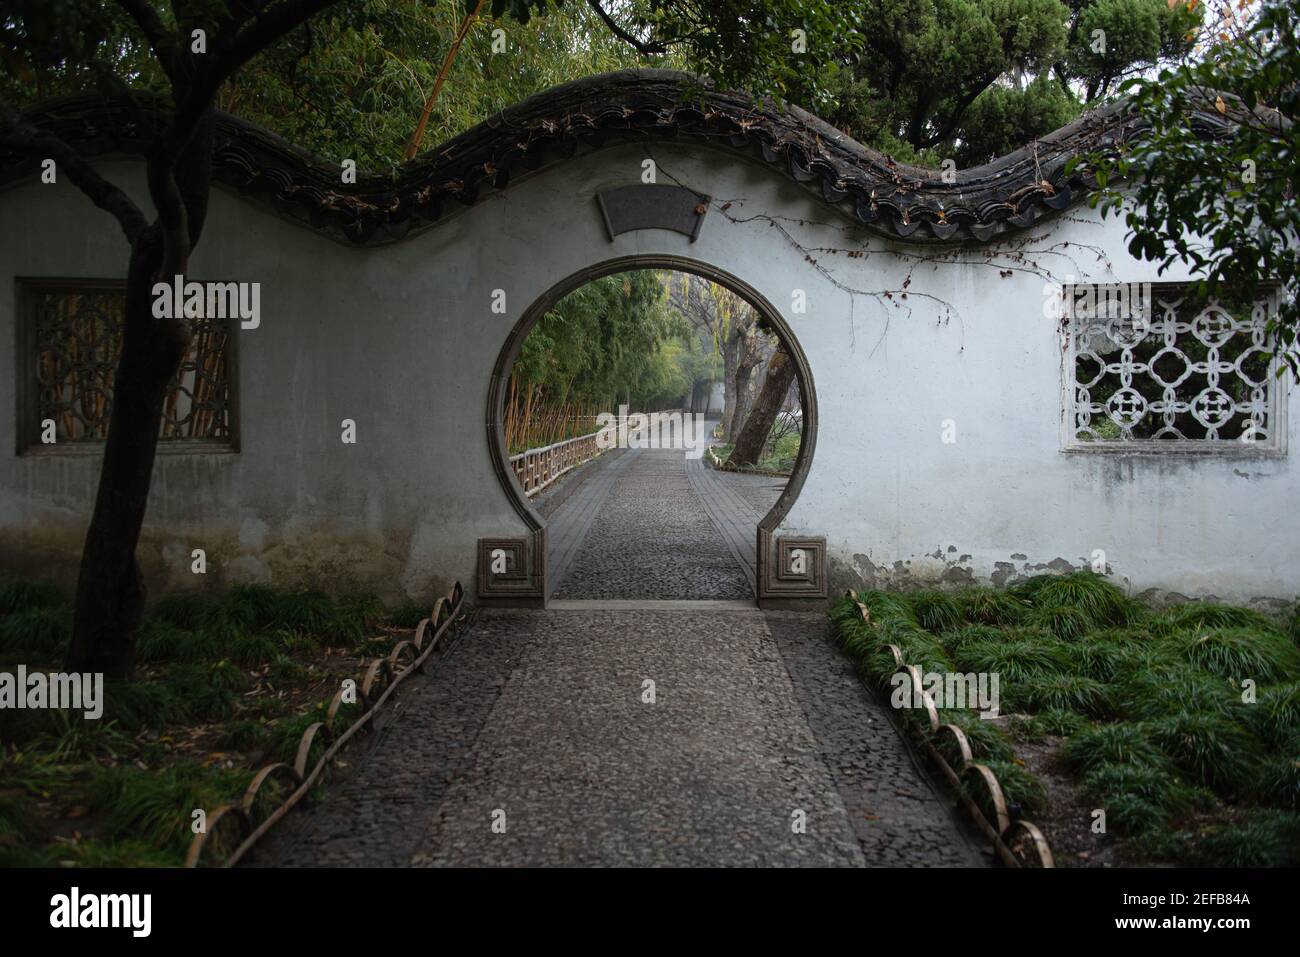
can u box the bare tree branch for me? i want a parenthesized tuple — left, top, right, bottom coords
(165, 0, 344, 159)
(586, 0, 667, 55)
(115, 0, 178, 76)
(0, 101, 148, 243)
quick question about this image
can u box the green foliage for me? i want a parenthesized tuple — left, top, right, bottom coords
(831, 580, 1300, 865)
(132, 582, 386, 668)
(936, 623, 1004, 654)
(890, 632, 955, 677)
(956, 75, 1080, 166)
(267, 654, 306, 685)
(205, 0, 651, 172)
(1019, 673, 1113, 717)
(85, 762, 246, 855)
(835, 593, 953, 678)
(216, 719, 272, 753)
(1146, 710, 1262, 793)
(1062, 722, 1172, 773)
(0, 607, 72, 658)
(767, 429, 802, 473)
(387, 600, 430, 629)
(1156, 601, 1283, 636)
(1253, 740, 1300, 808)
(1022, 571, 1140, 627)
(1026, 604, 1096, 641)
(907, 590, 964, 633)
(160, 663, 245, 722)
(1081, 762, 1198, 835)
(958, 587, 1029, 626)
(136, 619, 222, 664)
(512, 271, 692, 430)
(1260, 681, 1300, 743)
(952, 634, 1069, 686)
(934, 709, 1016, 763)
(851, 589, 920, 630)
(1088, 0, 1300, 375)
(30, 712, 135, 763)
(1006, 573, 1060, 603)
(100, 680, 183, 732)
(269, 700, 356, 768)
(976, 759, 1048, 816)
(0, 580, 64, 614)
(1163, 626, 1300, 683)
(1066, 637, 1144, 682)
(230, 631, 279, 666)
(1190, 810, 1300, 867)
(1113, 661, 1242, 722)
(0, 574, 405, 865)
(1019, 707, 1089, 739)
(264, 590, 355, 643)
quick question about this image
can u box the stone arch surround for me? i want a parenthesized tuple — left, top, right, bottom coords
(483, 253, 820, 606)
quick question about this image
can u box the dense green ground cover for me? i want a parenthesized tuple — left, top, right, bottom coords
(0, 580, 431, 866)
(830, 572, 1300, 866)
(712, 428, 801, 475)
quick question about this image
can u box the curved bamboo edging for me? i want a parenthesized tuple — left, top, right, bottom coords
(183, 580, 466, 868)
(848, 595, 1055, 868)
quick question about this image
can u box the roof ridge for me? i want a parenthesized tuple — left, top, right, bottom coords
(1, 69, 1235, 246)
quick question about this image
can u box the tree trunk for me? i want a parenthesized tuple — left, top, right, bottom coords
(65, 226, 191, 679)
(729, 347, 796, 468)
(721, 330, 738, 436)
(727, 319, 760, 442)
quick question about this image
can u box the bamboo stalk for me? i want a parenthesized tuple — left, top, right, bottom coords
(403, 0, 488, 160)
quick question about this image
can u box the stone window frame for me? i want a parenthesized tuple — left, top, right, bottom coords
(14, 277, 240, 456)
(1060, 280, 1288, 456)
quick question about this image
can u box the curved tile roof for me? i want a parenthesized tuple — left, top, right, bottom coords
(1, 68, 1232, 246)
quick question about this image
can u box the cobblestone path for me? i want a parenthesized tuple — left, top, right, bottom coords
(250, 448, 984, 868)
(550, 449, 754, 600)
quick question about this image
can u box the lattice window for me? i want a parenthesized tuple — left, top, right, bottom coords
(18, 280, 235, 451)
(1064, 283, 1285, 453)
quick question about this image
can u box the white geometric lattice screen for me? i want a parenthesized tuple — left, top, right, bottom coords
(1067, 285, 1284, 452)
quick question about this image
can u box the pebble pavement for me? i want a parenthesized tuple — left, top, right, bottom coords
(550, 450, 753, 600)
(249, 447, 984, 868)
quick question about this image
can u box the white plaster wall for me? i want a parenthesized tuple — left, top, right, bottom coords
(0, 142, 1295, 603)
